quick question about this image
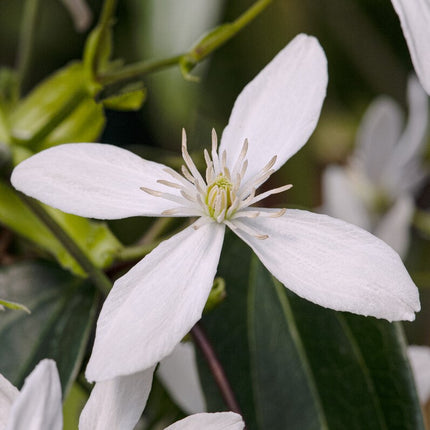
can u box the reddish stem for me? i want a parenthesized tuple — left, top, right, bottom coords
(190, 323, 245, 423)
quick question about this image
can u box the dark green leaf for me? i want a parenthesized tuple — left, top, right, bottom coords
(0, 261, 98, 396)
(199, 232, 424, 430)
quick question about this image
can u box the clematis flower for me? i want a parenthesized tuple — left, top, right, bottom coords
(12, 34, 420, 383)
(322, 76, 428, 257)
(391, 0, 430, 95)
(60, 0, 92, 32)
(0, 360, 242, 430)
(0, 359, 62, 430)
(80, 366, 244, 430)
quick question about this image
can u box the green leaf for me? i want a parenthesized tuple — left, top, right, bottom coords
(101, 83, 146, 111)
(199, 232, 424, 430)
(0, 261, 98, 396)
(0, 298, 30, 313)
(0, 182, 122, 275)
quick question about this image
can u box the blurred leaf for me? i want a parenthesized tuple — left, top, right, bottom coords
(0, 68, 19, 114)
(0, 260, 98, 396)
(0, 298, 30, 313)
(0, 182, 122, 274)
(199, 232, 424, 430)
(9, 62, 105, 153)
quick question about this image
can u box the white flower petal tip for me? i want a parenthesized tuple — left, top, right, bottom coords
(233, 209, 420, 322)
(164, 412, 245, 430)
(7, 359, 63, 430)
(391, 0, 430, 95)
(0, 374, 19, 429)
(85, 222, 225, 382)
(220, 33, 328, 182)
(11, 143, 184, 220)
(158, 342, 206, 414)
(408, 345, 430, 404)
(79, 367, 155, 430)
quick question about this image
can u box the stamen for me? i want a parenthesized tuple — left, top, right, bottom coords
(248, 184, 293, 206)
(231, 210, 260, 219)
(181, 129, 206, 189)
(157, 179, 183, 189)
(211, 129, 221, 175)
(181, 165, 195, 184)
(193, 217, 212, 230)
(140, 187, 186, 205)
(227, 219, 268, 240)
(231, 139, 249, 180)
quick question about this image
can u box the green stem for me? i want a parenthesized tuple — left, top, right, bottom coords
(115, 241, 161, 263)
(19, 194, 112, 296)
(97, 0, 272, 88)
(98, 55, 183, 86)
(16, 0, 41, 92)
(98, 0, 118, 27)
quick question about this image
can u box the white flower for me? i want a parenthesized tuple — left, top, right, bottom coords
(0, 360, 242, 430)
(391, 0, 430, 95)
(12, 34, 420, 382)
(408, 345, 430, 405)
(322, 76, 428, 257)
(79, 367, 244, 430)
(0, 360, 62, 430)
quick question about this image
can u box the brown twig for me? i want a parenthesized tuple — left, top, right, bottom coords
(190, 323, 245, 426)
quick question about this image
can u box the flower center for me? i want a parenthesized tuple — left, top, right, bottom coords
(140, 128, 292, 237)
(206, 174, 234, 219)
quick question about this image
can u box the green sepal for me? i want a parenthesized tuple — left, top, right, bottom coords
(101, 82, 147, 111)
(0, 182, 122, 275)
(83, 19, 113, 80)
(9, 63, 105, 154)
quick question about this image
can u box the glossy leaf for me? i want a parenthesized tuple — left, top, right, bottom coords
(198, 232, 424, 430)
(0, 261, 98, 396)
(0, 182, 121, 275)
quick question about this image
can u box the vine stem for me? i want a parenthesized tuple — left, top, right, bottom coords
(16, 0, 41, 92)
(190, 323, 245, 425)
(19, 193, 112, 296)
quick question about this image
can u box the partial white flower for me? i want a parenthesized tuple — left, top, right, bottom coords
(60, 0, 92, 32)
(391, 0, 430, 95)
(1, 359, 62, 430)
(323, 76, 428, 257)
(12, 34, 420, 383)
(80, 367, 244, 430)
(158, 342, 206, 414)
(408, 345, 430, 404)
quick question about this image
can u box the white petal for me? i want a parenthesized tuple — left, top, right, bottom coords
(373, 196, 414, 258)
(382, 76, 429, 196)
(60, 0, 92, 32)
(158, 342, 206, 414)
(86, 222, 225, 381)
(321, 165, 371, 230)
(6, 359, 62, 430)
(79, 367, 155, 430)
(0, 374, 19, 429)
(391, 0, 430, 95)
(11, 143, 186, 219)
(164, 412, 245, 430)
(354, 96, 403, 185)
(408, 345, 430, 404)
(219, 34, 327, 182)
(232, 209, 420, 322)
